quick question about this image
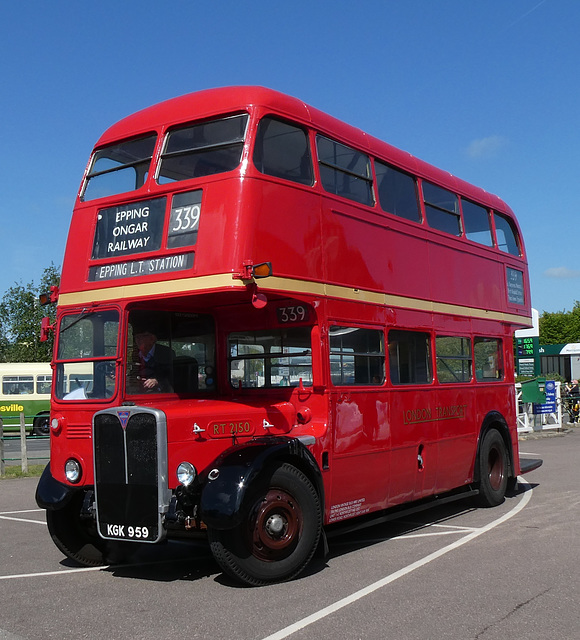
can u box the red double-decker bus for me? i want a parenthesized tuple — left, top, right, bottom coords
(36, 86, 541, 585)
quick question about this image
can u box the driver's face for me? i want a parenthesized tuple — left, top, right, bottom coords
(135, 332, 156, 354)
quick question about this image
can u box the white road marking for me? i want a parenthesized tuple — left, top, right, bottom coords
(393, 529, 478, 539)
(0, 515, 45, 525)
(0, 510, 44, 515)
(0, 566, 108, 581)
(0, 479, 533, 605)
(0, 555, 209, 581)
(261, 478, 533, 640)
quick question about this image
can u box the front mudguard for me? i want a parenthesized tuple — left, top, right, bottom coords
(199, 437, 323, 530)
(35, 463, 80, 511)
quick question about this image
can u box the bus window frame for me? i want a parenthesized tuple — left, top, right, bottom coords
(80, 133, 158, 203)
(328, 324, 386, 387)
(474, 336, 504, 381)
(388, 328, 433, 386)
(435, 335, 473, 384)
(228, 326, 314, 390)
(252, 115, 315, 187)
(460, 199, 494, 248)
(492, 211, 522, 257)
(54, 307, 121, 403)
(421, 180, 463, 238)
(374, 159, 422, 223)
(156, 112, 250, 186)
(315, 134, 375, 207)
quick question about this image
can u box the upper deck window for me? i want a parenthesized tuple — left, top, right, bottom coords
(462, 200, 493, 247)
(375, 161, 421, 222)
(316, 136, 374, 206)
(253, 117, 313, 185)
(158, 114, 248, 184)
(494, 213, 521, 256)
(82, 135, 157, 202)
(423, 182, 462, 236)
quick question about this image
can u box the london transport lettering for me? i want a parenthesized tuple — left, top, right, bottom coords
(329, 498, 369, 523)
(403, 404, 468, 425)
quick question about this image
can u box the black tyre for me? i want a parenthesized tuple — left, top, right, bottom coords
(477, 429, 508, 507)
(32, 415, 50, 436)
(46, 492, 109, 566)
(208, 463, 322, 586)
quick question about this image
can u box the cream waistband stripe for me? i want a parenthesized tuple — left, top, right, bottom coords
(57, 273, 531, 325)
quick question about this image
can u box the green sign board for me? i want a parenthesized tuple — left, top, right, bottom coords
(516, 336, 540, 376)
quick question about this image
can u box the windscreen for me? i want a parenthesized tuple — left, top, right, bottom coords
(55, 310, 119, 400)
(126, 310, 216, 395)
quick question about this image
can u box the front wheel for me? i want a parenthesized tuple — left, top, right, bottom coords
(45, 491, 128, 566)
(477, 429, 508, 507)
(208, 463, 322, 586)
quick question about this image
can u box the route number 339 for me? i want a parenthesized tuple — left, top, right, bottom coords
(277, 305, 309, 324)
(171, 205, 200, 232)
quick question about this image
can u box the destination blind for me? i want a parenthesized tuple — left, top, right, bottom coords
(88, 252, 195, 282)
(89, 191, 202, 281)
(92, 197, 166, 259)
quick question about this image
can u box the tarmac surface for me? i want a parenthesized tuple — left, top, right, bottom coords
(0, 430, 578, 640)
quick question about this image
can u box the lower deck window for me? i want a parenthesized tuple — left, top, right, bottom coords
(436, 336, 472, 383)
(329, 326, 385, 385)
(127, 310, 216, 395)
(474, 337, 503, 380)
(229, 328, 312, 388)
(389, 330, 432, 384)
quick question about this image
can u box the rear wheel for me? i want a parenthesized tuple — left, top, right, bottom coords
(477, 429, 508, 507)
(32, 415, 50, 436)
(208, 463, 322, 586)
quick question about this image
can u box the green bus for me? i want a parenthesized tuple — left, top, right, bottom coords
(0, 363, 51, 436)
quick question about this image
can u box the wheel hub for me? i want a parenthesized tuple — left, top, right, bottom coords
(265, 513, 286, 537)
(249, 489, 303, 561)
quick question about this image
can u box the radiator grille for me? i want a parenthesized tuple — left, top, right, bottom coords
(93, 408, 167, 543)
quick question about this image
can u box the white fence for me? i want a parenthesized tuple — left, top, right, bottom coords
(516, 381, 565, 434)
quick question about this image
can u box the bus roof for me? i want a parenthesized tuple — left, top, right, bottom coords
(96, 86, 512, 214)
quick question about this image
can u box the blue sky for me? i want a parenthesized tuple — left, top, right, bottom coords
(0, 0, 577, 313)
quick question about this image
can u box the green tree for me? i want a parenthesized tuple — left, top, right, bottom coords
(0, 264, 60, 362)
(539, 301, 580, 344)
